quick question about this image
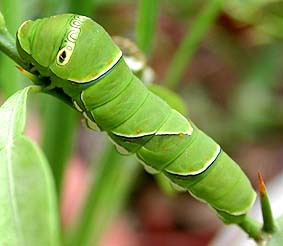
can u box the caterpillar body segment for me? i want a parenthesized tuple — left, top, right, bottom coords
(16, 14, 256, 224)
(81, 59, 256, 222)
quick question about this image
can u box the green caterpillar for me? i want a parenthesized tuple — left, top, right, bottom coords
(16, 14, 256, 224)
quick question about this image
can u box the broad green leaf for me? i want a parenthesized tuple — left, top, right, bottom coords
(0, 86, 60, 245)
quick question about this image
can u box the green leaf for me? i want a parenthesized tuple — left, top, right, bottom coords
(0, 86, 60, 245)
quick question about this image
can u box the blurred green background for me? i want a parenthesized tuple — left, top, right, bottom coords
(1, 0, 283, 245)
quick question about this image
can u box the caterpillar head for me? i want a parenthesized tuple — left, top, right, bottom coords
(16, 14, 122, 84)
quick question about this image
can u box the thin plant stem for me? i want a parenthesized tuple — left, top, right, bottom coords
(164, 0, 222, 89)
(0, 12, 28, 70)
(67, 144, 139, 246)
(238, 216, 263, 242)
(136, 0, 159, 54)
(0, 1, 28, 98)
(41, 99, 78, 194)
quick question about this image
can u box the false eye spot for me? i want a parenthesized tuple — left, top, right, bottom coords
(59, 50, 67, 63)
(56, 48, 71, 66)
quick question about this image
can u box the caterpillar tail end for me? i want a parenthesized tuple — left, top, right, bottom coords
(216, 210, 250, 225)
(215, 188, 257, 225)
